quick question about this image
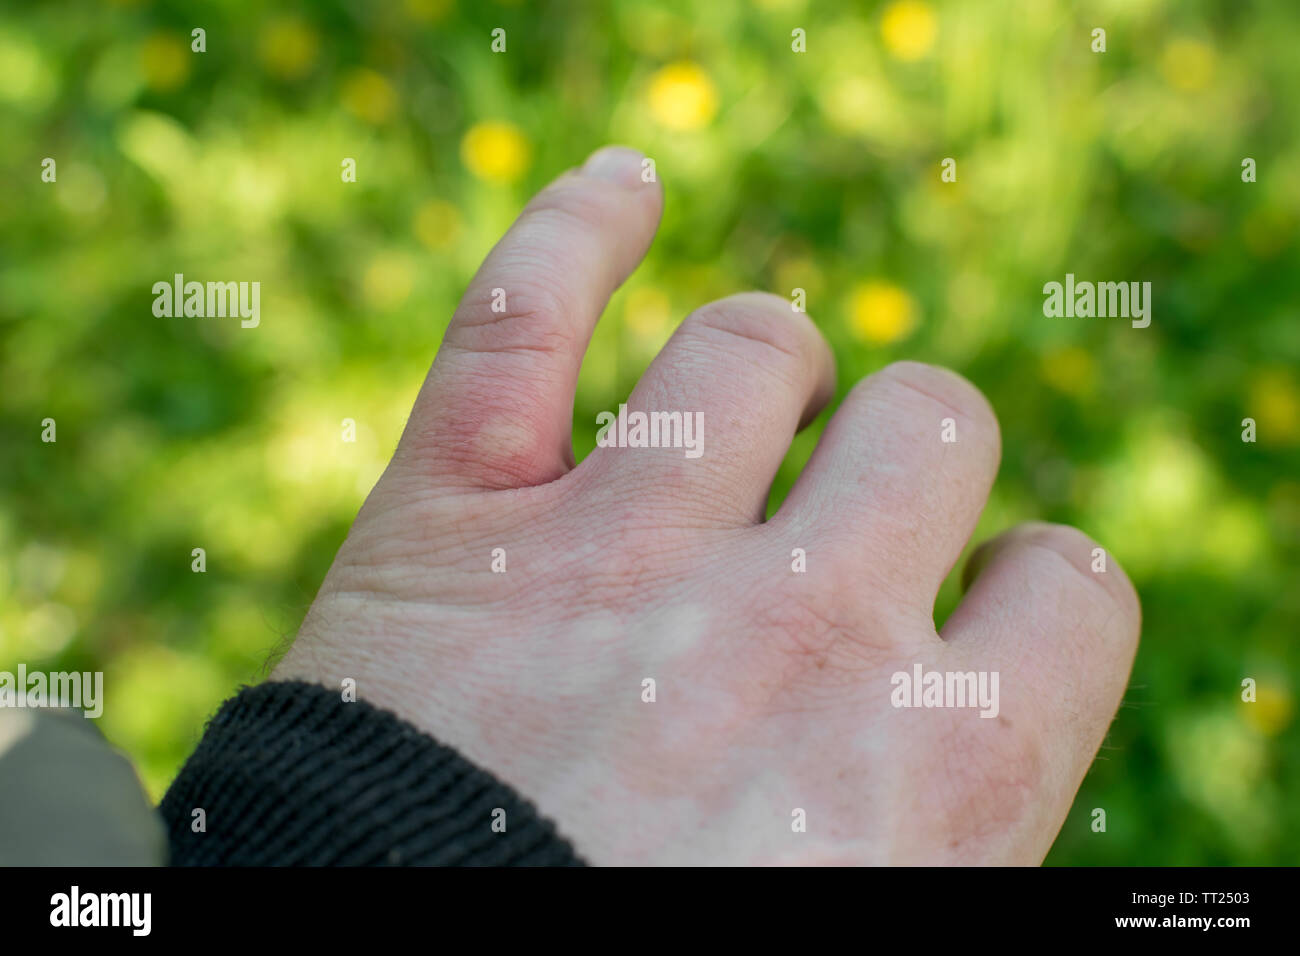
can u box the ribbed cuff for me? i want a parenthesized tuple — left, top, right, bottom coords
(160, 681, 583, 866)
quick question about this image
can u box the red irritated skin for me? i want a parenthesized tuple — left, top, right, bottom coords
(275, 146, 1141, 866)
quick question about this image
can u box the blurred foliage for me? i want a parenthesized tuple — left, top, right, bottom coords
(1, 0, 1297, 864)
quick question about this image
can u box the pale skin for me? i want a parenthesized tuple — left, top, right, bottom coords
(275, 145, 1141, 865)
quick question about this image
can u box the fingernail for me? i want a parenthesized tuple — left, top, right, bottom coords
(581, 146, 645, 187)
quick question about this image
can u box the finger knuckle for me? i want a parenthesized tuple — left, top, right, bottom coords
(687, 293, 816, 367)
(868, 361, 999, 436)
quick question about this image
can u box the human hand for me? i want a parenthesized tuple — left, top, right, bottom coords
(274, 145, 1140, 865)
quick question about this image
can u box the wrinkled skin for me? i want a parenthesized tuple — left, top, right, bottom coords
(276, 146, 1141, 865)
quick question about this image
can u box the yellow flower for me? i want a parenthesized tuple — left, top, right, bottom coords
(624, 286, 672, 339)
(260, 17, 319, 79)
(1161, 38, 1215, 92)
(1249, 370, 1300, 444)
(1041, 346, 1095, 397)
(881, 1, 936, 62)
(460, 121, 531, 184)
(849, 281, 918, 344)
(362, 251, 415, 311)
(819, 74, 882, 135)
(647, 62, 718, 131)
(342, 68, 396, 125)
(413, 199, 463, 251)
(1243, 681, 1293, 736)
(140, 33, 190, 91)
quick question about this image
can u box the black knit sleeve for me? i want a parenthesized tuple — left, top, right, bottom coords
(159, 681, 584, 866)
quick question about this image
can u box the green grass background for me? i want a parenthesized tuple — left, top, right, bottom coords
(1, 0, 1297, 864)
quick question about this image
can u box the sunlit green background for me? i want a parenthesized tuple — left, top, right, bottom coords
(2, 0, 1297, 864)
